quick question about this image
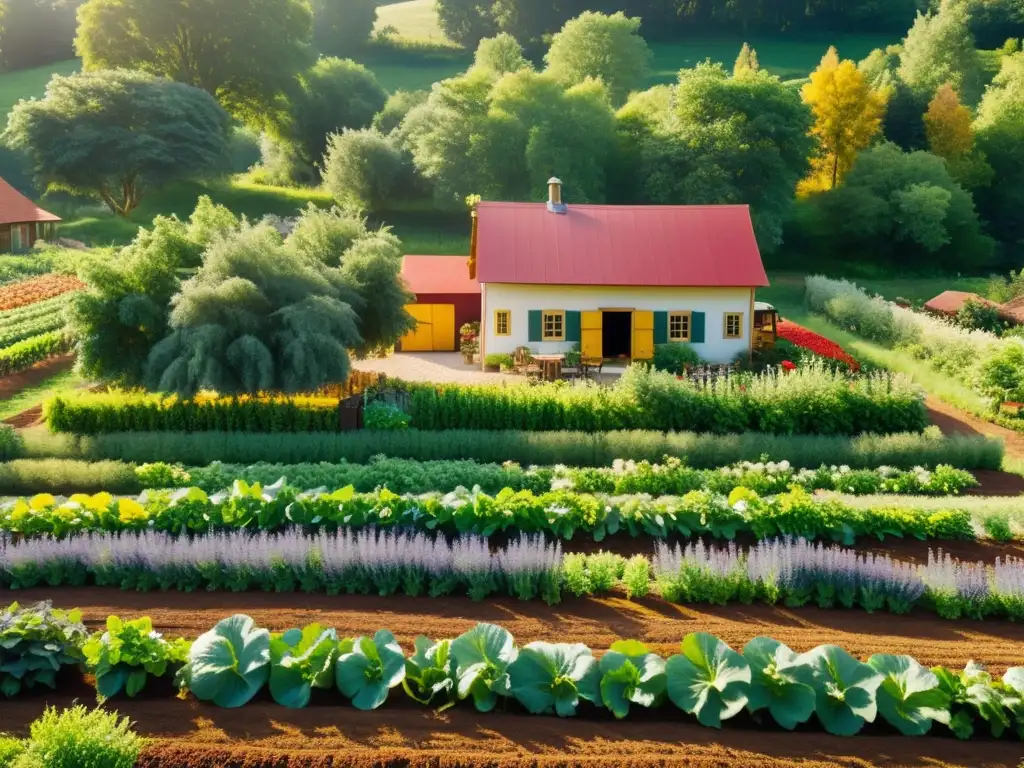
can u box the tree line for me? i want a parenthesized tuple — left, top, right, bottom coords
(437, 0, 1024, 48)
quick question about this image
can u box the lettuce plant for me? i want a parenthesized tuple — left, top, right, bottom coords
(867, 654, 950, 736)
(799, 645, 883, 736)
(0, 601, 87, 697)
(666, 632, 751, 728)
(933, 661, 1016, 739)
(401, 636, 455, 707)
(597, 640, 665, 719)
(82, 616, 190, 698)
(335, 630, 406, 710)
(507, 642, 599, 717)
(450, 623, 517, 712)
(742, 637, 816, 730)
(176, 614, 270, 707)
(269, 624, 339, 708)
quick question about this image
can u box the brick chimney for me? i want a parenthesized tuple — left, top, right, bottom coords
(547, 177, 567, 214)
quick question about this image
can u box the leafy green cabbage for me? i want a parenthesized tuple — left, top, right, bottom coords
(666, 632, 750, 728)
(508, 642, 599, 716)
(176, 614, 270, 708)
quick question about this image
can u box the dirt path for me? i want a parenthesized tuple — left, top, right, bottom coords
(5, 590, 1022, 767)
(0, 353, 73, 402)
(927, 396, 1024, 459)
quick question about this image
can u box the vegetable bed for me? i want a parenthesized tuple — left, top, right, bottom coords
(3, 589, 1024, 768)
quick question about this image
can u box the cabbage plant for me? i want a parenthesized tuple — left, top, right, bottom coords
(507, 642, 599, 716)
(799, 645, 883, 736)
(402, 636, 454, 706)
(742, 637, 816, 730)
(934, 661, 1016, 739)
(867, 654, 950, 736)
(335, 630, 406, 710)
(83, 616, 190, 699)
(666, 632, 750, 727)
(597, 640, 665, 719)
(450, 623, 518, 712)
(269, 624, 340, 708)
(176, 614, 270, 707)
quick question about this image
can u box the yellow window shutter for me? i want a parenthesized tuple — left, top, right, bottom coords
(633, 310, 654, 360)
(581, 310, 602, 360)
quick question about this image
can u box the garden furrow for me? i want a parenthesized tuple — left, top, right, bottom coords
(15, 588, 1024, 674)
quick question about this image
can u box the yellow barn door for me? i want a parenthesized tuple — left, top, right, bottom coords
(633, 310, 654, 360)
(401, 304, 435, 352)
(581, 311, 603, 360)
(430, 304, 455, 351)
(400, 304, 456, 352)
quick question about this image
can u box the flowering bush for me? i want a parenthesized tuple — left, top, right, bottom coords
(776, 320, 860, 372)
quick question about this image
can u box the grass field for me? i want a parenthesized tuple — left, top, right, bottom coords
(0, 59, 79, 124)
(375, 0, 449, 43)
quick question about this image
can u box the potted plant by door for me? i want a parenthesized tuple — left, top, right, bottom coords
(460, 322, 480, 364)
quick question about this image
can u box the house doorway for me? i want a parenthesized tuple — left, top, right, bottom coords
(602, 310, 632, 359)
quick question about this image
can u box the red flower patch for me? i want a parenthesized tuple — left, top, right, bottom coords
(777, 320, 860, 372)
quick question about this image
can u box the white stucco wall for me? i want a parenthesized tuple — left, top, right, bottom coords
(480, 283, 754, 363)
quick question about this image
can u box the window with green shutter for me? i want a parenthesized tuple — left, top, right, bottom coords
(654, 311, 668, 344)
(566, 311, 581, 342)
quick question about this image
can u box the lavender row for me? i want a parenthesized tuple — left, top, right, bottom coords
(653, 539, 1024, 620)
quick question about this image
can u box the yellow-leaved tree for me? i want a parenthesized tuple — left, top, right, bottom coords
(924, 82, 974, 158)
(798, 47, 889, 195)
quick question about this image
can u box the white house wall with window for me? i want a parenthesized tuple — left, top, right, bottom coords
(471, 179, 770, 365)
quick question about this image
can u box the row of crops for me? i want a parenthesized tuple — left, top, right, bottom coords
(4, 602, 1022, 740)
(0, 276, 79, 377)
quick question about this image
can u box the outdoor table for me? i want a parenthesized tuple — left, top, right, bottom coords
(532, 354, 565, 382)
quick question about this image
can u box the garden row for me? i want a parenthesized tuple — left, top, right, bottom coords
(2, 533, 1021, 622)
(5, 601, 1022, 741)
(0, 455, 975, 498)
(44, 364, 929, 436)
(5, 425, 1001, 471)
(0, 483, 984, 543)
(0, 273, 82, 313)
(0, 331, 73, 377)
(806, 276, 1024, 423)
(0, 295, 69, 350)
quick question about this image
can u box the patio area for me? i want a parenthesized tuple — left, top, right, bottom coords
(353, 352, 525, 385)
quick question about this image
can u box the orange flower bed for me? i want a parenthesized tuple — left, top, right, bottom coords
(0, 274, 85, 312)
(777, 319, 860, 372)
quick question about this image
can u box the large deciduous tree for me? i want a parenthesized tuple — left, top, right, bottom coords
(898, 0, 983, 105)
(924, 82, 994, 188)
(277, 57, 387, 180)
(799, 47, 888, 194)
(790, 142, 995, 270)
(974, 52, 1024, 254)
(0, 0, 82, 72)
(474, 33, 532, 75)
(74, 0, 313, 125)
(322, 128, 411, 211)
(4, 70, 231, 215)
(544, 11, 651, 106)
(624, 63, 813, 251)
(311, 0, 376, 58)
(436, 0, 497, 48)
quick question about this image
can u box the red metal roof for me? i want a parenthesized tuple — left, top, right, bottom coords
(0, 176, 60, 225)
(475, 202, 768, 287)
(401, 255, 480, 296)
(923, 291, 997, 315)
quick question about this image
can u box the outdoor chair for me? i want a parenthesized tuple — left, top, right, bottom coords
(514, 347, 541, 379)
(581, 357, 603, 380)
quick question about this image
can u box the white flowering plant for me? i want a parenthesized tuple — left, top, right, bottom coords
(82, 615, 190, 699)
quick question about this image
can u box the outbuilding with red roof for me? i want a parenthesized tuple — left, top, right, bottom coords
(470, 179, 769, 364)
(399, 254, 481, 352)
(0, 176, 60, 253)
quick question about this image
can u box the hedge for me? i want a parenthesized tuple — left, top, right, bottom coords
(18, 426, 1003, 470)
(45, 391, 340, 434)
(0, 331, 71, 376)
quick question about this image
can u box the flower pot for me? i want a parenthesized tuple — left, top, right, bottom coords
(462, 352, 475, 365)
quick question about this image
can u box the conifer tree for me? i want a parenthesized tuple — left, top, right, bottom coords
(924, 83, 974, 158)
(798, 47, 889, 194)
(733, 43, 760, 77)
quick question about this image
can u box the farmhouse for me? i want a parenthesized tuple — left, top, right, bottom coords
(471, 179, 769, 364)
(0, 176, 60, 253)
(399, 254, 481, 352)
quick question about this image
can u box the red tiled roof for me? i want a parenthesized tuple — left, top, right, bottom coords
(0, 176, 60, 225)
(401, 255, 479, 295)
(475, 202, 768, 288)
(923, 291, 997, 315)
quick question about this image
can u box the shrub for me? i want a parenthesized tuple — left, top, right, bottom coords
(0, 602, 87, 697)
(14, 706, 143, 768)
(23, 428, 1002, 470)
(322, 128, 411, 211)
(485, 353, 514, 370)
(652, 343, 701, 374)
(363, 401, 410, 430)
(0, 736, 24, 765)
(0, 426, 22, 462)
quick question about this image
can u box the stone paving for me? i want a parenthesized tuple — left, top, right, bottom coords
(352, 352, 525, 384)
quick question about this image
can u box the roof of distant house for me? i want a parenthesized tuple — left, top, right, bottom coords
(0, 176, 60, 226)
(924, 291, 998, 315)
(474, 202, 769, 288)
(401, 255, 479, 296)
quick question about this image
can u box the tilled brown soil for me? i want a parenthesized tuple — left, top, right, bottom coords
(4, 588, 1024, 767)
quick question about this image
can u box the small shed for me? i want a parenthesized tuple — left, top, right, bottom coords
(923, 291, 998, 317)
(0, 176, 60, 253)
(399, 255, 481, 352)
